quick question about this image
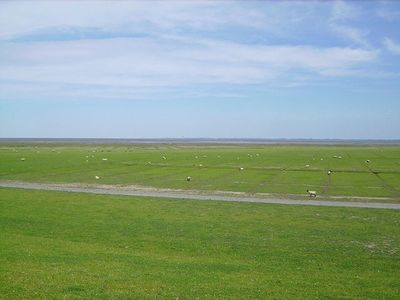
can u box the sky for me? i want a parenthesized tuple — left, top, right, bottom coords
(1, 0, 400, 139)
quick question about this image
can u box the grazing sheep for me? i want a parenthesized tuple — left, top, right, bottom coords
(305, 164, 310, 168)
(102, 158, 108, 161)
(239, 167, 244, 171)
(95, 176, 100, 179)
(199, 164, 203, 167)
(307, 190, 317, 197)
(186, 176, 191, 181)
(327, 170, 332, 175)
(20, 158, 25, 161)
(366, 159, 371, 163)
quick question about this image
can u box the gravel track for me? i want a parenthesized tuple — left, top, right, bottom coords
(1, 181, 400, 210)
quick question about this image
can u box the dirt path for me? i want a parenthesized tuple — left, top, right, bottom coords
(1, 180, 400, 210)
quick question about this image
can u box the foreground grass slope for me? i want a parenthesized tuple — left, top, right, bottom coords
(1, 188, 399, 299)
(1, 144, 400, 198)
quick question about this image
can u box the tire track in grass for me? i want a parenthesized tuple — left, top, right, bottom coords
(364, 164, 400, 198)
(253, 167, 288, 194)
(350, 146, 400, 198)
(253, 160, 314, 195)
(249, 154, 296, 194)
(322, 169, 331, 197)
(108, 165, 193, 185)
(0, 160, 125, 181)
(34, 162, 147, 181)
(189, 168, 239, 191)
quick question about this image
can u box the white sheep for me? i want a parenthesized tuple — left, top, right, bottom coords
(239, 167, 244, 171)
(102, 158, 108, 161)
(307, 190, 317, 197)
(20, 158, 26, 161)
(95, 176, 100, 179)
(327, 170, 332, 175)
(186, 176, 191, 181)
(365, 159, 371, 163)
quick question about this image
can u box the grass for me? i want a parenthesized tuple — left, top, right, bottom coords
(1, 188, 399, 299)
(1, 144, 400, 199)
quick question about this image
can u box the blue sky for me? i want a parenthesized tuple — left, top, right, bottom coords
(1, 0, 400, 139)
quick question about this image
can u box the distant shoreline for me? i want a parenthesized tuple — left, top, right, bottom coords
(1, 138, 400, 145)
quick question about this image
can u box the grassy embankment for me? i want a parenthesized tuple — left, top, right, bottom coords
(1, 188, 399, 299)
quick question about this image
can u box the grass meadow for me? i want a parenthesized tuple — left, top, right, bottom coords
(1, 188, 399, 299)
(1, 144, 399, 199)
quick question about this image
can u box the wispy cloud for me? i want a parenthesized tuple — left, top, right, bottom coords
(0, 36, 377, 90)
(330, 0, 359, 21)
(377, 2, 400, 21)
(383, 37, 400, 55)
(328, 1, 370, 47)
(0, 0, 396, 102)
(0, 1, 267, 40)
(329, 24, 369, 48)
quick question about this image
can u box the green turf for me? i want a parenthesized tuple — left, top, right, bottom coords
(1, 188, 399, 299)
(1, 145, 400, 198)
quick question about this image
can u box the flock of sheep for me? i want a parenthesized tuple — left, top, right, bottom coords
(19, 152, 373, 198)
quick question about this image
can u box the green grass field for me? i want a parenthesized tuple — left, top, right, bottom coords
(1, 144, 400, 198)
(1, 188, 399, 299)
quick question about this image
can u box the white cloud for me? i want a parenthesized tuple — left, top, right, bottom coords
(383, 37, 400, 55)
(330, 0, 358, 21)
(0, 36, 377, 91)
(0, 1, 267, 40)
(376, 2, 400, 21)
(0, 0, 386, 102)
(328, 1, 370, 47)
(329, 24, 369, 48)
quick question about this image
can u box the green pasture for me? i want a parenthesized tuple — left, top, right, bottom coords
(1, 188, 399, 299)
(0, 144, 399, 198)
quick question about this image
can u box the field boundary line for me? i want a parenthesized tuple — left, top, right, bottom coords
(1, 181, 400, 210)
(364, 164, 400, 198)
